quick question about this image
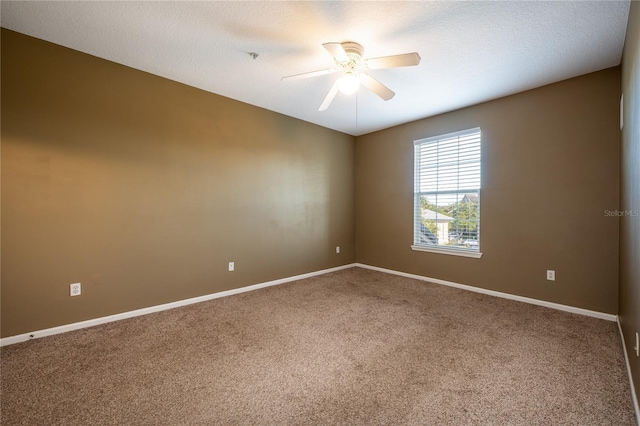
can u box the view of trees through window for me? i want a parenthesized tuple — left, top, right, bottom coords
(419, 192, 479, 248)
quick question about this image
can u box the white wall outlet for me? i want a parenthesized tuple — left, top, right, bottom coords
(634, 332, 639, 357)
(546, 270, 555, 281)
(228, 262, 235, 272)
(336, 246, 340, 254)
(70, 283, 81, 296)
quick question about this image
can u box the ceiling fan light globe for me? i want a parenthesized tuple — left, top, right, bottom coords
(338, 72, 360, 95)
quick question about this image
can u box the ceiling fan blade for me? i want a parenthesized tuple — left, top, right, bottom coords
(282, 68, 338, 81)
(323, 42, 349, 62)
(319, 80, 340, 111)
(364, 52, 421, 69)
(360, 73, 395, 101)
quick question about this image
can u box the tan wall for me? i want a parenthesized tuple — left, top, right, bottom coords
(0, 29, 355, 338)
(355, 68, 621, 314)
(620, 0, 640, 402)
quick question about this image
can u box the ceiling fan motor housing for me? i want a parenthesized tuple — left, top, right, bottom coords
(340, 42, 364, 67)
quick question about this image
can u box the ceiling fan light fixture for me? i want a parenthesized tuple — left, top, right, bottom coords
(338, 71, 360, 95)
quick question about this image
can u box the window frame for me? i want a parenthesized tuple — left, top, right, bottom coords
(412, 128, 483, 258)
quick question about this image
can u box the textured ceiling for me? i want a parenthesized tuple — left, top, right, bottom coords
(1, 1, 631, 136)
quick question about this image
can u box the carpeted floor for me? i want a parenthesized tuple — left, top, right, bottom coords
(1, 267, 636, 425)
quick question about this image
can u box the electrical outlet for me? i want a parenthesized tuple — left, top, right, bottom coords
(70, 283, 81, 296)
(635, 332, 639, 357)
(228, 262, 235, 272)
(336, 246, 340, 254)
(546, 270, 555, 281)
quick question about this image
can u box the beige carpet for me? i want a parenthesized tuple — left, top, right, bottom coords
(1, 268, 636, 425)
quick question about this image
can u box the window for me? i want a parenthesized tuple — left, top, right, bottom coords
(413, 128, 482, 258)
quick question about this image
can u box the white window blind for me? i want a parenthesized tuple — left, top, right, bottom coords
(413, 128, 481, 255)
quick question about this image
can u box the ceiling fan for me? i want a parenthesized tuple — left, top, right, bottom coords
(282, 42, 421, 111)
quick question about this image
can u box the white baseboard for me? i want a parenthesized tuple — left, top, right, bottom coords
(618, 318, 640, 425)
(354, 263, 617, 322)
(1, 262, 618, 347)
(0, 263, 357, 347)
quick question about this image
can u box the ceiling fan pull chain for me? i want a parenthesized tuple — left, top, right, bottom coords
(356, 91, 358, 130)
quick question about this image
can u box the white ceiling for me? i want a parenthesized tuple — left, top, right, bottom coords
(1, 1, 631, 136)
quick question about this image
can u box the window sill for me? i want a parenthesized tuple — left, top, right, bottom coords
(411, 245, 483, 258)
